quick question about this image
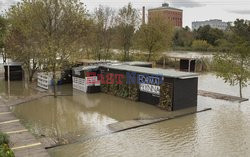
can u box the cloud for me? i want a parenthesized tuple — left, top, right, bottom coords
(228, 9, 250, 15)
(0, 0, 19, 12)
(168, 0, 206, 8)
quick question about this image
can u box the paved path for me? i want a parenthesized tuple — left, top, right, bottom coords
(0, 95, 50, 157)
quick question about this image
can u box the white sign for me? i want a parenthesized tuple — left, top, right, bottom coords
(86, 76, 100, 86)
(140, 83, 160, 96)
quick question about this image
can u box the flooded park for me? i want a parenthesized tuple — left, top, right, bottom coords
(1, 0, 250, 156)
(1, 69, 250, 157)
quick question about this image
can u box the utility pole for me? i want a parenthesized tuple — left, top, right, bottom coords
(142, 6, 146, 25)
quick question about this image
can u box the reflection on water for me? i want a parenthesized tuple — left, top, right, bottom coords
(4, 73, 250, 156)
(199, 73, 250, 98)
(49, 97, 250, 157)
(0, 78, 36, 100)
(48, 95, 250, 157)
(13, 90, 171, 141)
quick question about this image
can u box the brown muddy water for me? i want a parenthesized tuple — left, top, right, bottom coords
(1, 73, 250, 157)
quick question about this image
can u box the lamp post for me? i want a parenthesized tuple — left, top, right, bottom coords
(7, 58, 10, 99)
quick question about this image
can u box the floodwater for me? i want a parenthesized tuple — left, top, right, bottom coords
(12, 91, 172, 141)
(0, 79, 36, 100)
(1, 73, 250, 157)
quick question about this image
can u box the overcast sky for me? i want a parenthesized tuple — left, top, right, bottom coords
(1, 0, 250, 27)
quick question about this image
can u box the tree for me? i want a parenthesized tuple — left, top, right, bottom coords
(5, 2, 43, 82)
(194, 25, 224, 46)
(0, 15, 7, 63)
(5, 0, 90, 97)
(173, 27, 194, 48)
(191, 40, 211, 51)
(213, 19, 250, 98)
(91, 6, 115, 60)
(136, 16, 173, 61)
(116, 3, 139, 61)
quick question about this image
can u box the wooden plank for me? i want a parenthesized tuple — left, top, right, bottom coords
(0, 94, 50, 157)
(6, 129, 28, 134)
(108, 108, 211, 133)
(0, 114, 18, 123)
(0, 106, 10, 112)
(14, 145, 49, 157)
(108, 120, 143, 132)
(9, 132, 40, 148)
(0, 122, 26, 132)
(12, 143, 41, 150)
(0, 112, 11, 115)
(198, 90, 249, 102)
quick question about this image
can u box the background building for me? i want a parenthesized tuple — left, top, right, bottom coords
(148, 3, 183, 27)
(192, 19, 228, 30)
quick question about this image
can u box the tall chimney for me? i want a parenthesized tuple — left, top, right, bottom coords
(142, 6, 145, 25)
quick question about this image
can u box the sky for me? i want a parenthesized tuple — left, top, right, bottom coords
(1, 0, 250, 27)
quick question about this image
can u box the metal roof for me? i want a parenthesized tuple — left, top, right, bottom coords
(123, 61, 153, 66)
(101, 65, 198, 79)
(73, 65, 99, 72)
(165, 51, 213, 60)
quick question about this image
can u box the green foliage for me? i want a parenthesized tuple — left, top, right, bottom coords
(0, 144, 15, 157)
(0, 132, 14, 157)
(191, 40, 212, 51)
(0, 133, 9, 145)
(90, 6, 115, 60)
(0, 15, 7, 63)
(231, 19, 250, 42)
(0, 15, 6, 48)
(194, 25, 224, 46)
(213, 49, 250, 98)
(214, 39, 232, 52)
(5, 0, 90, 83)
(213, 19, 250, 98)
(135, 16, 174, 62)
(173, 27, 194, 48)
(115, 3, 140, 61)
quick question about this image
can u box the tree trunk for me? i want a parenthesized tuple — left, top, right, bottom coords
(239, 58, 244, 98)
(147, 50, 152, 62)
(1, 51, 6, 63)
(98, 52, 101, 61)
(123, 51, 127, 61)
(29, 70, 36, 82)
(53, 67, 57, 98)
(239, 79, 242, 98)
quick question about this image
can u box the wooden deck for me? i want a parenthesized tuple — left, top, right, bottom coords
(4, 93, 49, 107)
(108, 108, 211, 133)
(198, 90, 249, 103)
(0, 95, 50, 157)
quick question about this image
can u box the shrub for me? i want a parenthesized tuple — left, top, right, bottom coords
(0, 132, 15, 157)
(0, 133, 9, 145)
(191, 40, 211, 51)
(0, 144, 15, 157)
